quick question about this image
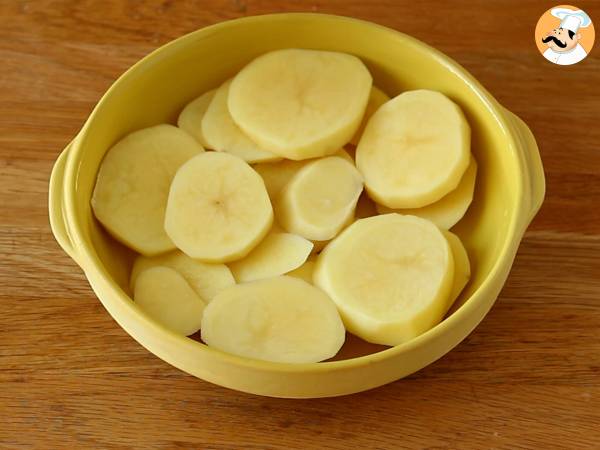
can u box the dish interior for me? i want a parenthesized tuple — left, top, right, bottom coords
(69, 15, 519, 360)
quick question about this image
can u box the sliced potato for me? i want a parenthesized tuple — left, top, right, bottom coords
(444, 231, 471, 311)
(130, 251, 234, 302)
(229, 49, 372, 160)
(177, 89, 216, 148)
(253, 159, 305, 199)
(275, 156, 363, 241)
(376, 156, 477, 229)
(253, 148, 354, 200)
(165, 152, 273, 262)
(202, 80, 280, 163)
(356, 90, 470, 208)
(286, 256, 316, 284)
(314, 214, 454, 346)
(134, 266, 206, 336)
(91, 124, 204, 256)
(350, 86, 390, 145)
(229, 231, 313, 282)
(201, 276, 345, 363)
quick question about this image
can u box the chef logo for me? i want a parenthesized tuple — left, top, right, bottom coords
(535, 5, 594, 65)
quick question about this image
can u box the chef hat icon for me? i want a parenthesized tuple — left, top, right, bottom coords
(551, 7, 592, 33)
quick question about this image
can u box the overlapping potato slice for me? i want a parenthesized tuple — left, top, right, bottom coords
(350, 86, 390, 145)
(202, 80, 280, 163)
(229, 49, 372, 160)
(201, 276, 345, 363)
(177, 89, 216, 148)
(356, 90, 470, 208)
(229, 230, 313, 282)
(275, 156, 363, 241)
(314, 214, 454, 346)
(134, 266, 206, 336)
(376, 156, 477, 229)
(130, 251, 234, 302)
(91, 124, 204, 256)
(164, 152, 273, 262)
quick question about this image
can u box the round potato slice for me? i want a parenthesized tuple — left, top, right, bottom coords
(275, 156, 363, 241)
(314, 214, 454, 346)
(376, 156, 478, 229)
(91, 124, 204, 256)
(177, 89, 216, 148)
(164, 152, 273, 262)
(134, 266, 206, 336)
(202, 80, 281, 163)
(350, 86, 390, 146)
(229, 231, 313, 282)
(201, 276, 345, 363)
(356, 90, 471, 209)
(130, 251, 234, 302)
(444, 231, 471, 311)
(229, 49, 372, 160)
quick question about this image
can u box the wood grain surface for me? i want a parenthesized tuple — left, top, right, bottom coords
(1, 1, 599, 448)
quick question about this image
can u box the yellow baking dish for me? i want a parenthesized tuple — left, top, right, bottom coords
(48, 13, 545, 398)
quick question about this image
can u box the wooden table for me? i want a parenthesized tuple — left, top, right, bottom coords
(2, 1, 599, 448)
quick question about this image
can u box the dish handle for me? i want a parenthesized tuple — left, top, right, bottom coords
(48, 140, 81, 266)
(504, 109, 546, 224)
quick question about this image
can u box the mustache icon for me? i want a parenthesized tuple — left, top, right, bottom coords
(542, 35, 567, 48)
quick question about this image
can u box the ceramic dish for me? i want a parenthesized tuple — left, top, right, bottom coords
(49, 13, 545, 398)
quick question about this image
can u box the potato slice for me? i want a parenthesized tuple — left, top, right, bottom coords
(253, 148, 354, 199)
(350, 86, 390, 146)
(130, 251, 234, 302)
(201, 276, 345, 363)
(229, 231, 313, 282)
(134, 266, 206, 336)
(165, 152, 273, 262)
(314, 214, 454, 346)
(229, 49, 372, 160)
(444, 231, 471, 310)
(356, 90, 470, 208)
(286, 256, 316, 284)
(275, 156, 363, 241)
(202, 80, 280, 163)
(253, 159, 305, 199)
(177, 89, 216, 148)
(91, 124, 204, 256)
(376, 156, 477, 229)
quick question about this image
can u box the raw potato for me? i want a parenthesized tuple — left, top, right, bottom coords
(229, 231, 313, 282)
(376, 156, 478, 229)
(177, 89, 216, 148)
(286, 256, 316, 283)
(164, 152, 273, 262)
(130, 251, 234, 302)
(444, 231, 471, 310)
(275, 156, 363, 241)
(134, 266, 206, 336)
(229, 49, 372, 160)
(91, 124, 204, 256)
(202, 80, 281, 163)
(356, 90, 471, 209)
(314, 214, 454, 346)
(350, 86, 390, 145)
(253, 159, 305, 199)
(201, 276, 345, 363)
(253, 149, 354, 199)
